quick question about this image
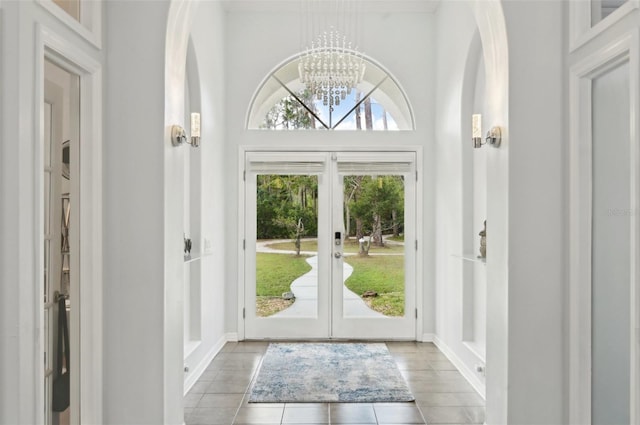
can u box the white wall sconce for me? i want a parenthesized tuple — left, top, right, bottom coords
(472, 114, 502, 148)
(171, 112, 201, 147)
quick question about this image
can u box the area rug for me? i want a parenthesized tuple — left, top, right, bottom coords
(248, 342, 414, 403)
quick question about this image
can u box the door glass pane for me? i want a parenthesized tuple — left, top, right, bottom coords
(44, 58, 78, 424)
(591, 61, 630, 424)
(255, 174, 319, 318)
(342, 175, 405, 317)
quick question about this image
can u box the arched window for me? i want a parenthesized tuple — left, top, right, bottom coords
(247, 54, 415, 131)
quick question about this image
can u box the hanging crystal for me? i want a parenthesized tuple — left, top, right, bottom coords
(298, 27, 365, 111)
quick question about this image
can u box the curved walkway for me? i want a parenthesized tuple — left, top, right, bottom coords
(271, 255, 384, 318)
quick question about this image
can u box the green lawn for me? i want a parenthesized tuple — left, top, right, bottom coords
(256, 253, 311, 296)
(266, 238, 404, 254)
(343, 255, 405, 316)
(254, 251, 405, 317)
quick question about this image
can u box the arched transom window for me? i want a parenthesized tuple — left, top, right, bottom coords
(247, 54, 415, 131)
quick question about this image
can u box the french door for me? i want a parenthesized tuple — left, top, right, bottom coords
(244, 151, 416, 339)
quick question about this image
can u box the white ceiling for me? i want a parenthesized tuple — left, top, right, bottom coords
(222, 0, 441, 14)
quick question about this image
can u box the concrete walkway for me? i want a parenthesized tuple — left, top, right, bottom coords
(271, 254, 385, 318)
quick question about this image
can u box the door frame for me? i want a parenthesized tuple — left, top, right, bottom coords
(35, 24, 103, 424)
(237, 145, 424, 341)
(568, 31, 640, 424)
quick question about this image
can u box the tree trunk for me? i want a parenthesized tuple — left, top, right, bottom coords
(373, 214, 383, 246)
(392, 209, 399, 237)
(356, 218, 364, 241)
(345, 204, 351, 241)
(355, 92, 362, 130)
(364, 97, 373, 130)
(382, 107, 388, 130)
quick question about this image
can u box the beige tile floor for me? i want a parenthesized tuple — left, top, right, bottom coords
(184, 341, 485, 425)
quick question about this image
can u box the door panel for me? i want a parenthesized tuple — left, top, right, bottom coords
(331, 153, 416, 339)
(245, 153, 330, 339)
(244, 151, 416, 340)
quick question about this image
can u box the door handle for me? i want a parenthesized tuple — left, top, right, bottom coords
(334, 252, 342, 259)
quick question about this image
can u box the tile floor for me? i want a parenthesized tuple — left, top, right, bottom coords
(184, 341, 485, 425)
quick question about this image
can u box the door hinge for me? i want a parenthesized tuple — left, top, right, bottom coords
(243, 239, 246, 250)
(415, 308, 418, 319)
(415, 240, 418, 251)
(243, 170, 246, 181)
(416, 170, 418, 181)
(243, 308, 246, 319)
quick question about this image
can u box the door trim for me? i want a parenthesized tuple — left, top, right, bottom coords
(568, 31, 640, 424)
(237, 145, 424, 341)
(35, 24, 103, 424)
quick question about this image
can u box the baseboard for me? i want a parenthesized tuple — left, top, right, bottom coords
(432, 335, 486, 399)
(421, 333, 435, 342)
(183, 334, 229, 395)
(225, 332, 239, 342)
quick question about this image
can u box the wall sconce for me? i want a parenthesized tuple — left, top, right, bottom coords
(171, 112, 201, 147)
(472, 114, 502, 149)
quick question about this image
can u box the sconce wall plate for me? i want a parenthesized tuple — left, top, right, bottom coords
(171, 125, 187, 146)
(486, 126, 502, 147)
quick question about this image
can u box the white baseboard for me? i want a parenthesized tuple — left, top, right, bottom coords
(225, 332, 239, 342)
(432, 335, 486, 399)
(183, 334, 229, 395)
(421, 333, 435, 342)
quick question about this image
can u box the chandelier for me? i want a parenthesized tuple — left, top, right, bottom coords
(298, 2, 365, 109)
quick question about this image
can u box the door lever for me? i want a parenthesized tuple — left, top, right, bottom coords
(334, 252, 342, 259)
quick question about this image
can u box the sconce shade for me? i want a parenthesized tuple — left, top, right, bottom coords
(191, 113, 201, 138)
(472, 114, 482, 138)
(472, 114, 483, 148)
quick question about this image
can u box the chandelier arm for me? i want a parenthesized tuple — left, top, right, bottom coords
(273, 75, 329, 130)
(331, 75, 388, 130)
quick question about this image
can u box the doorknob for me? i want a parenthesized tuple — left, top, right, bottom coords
(334, 252, 342, 259)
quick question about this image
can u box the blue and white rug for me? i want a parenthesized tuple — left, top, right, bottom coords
(249, 343, 415, 403)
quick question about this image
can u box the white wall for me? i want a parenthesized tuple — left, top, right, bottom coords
(501, 2, 565, 422)
(104, 0, 228, 422)
(183, 0, 228, 391)
(223, 4, 437, 338)
(435, 1, 565, 423)
(104, 1, 169, 423)
(433, 0, 488, 396)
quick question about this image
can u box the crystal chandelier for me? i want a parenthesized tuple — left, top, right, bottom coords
(298, 4, 365, 109)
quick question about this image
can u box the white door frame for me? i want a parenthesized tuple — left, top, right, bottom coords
(35, 24, 103, 424)
(238, 146, 424, 341)
(568, 30, 640, 424)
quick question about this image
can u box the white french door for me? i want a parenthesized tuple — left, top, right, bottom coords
(244, 151, 416, 339)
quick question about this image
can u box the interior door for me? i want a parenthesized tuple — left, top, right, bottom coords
(244, 151, 416, 340)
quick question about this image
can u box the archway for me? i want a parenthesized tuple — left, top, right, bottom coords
(162, 2, 509, 424)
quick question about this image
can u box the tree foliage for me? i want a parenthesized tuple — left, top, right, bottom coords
(261, 90, 317, 130)
(346, 175, 404, 251)
(255, 174, 404, 249)
(257, 175, 318, 239)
